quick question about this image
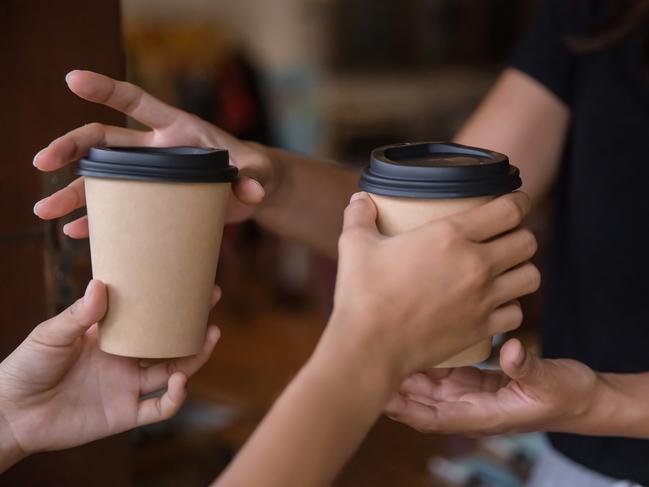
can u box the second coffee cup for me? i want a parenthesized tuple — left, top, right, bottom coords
(78, 146, 238, 358)
(359, 141, 522, 368)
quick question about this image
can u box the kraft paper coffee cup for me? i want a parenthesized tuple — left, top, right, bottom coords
(78, 147, 238, 358)
(359, 142, 521, 368)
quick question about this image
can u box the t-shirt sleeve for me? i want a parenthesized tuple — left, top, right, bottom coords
(508, 0, 575, 105)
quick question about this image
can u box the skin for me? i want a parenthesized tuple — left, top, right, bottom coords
(214, 192, 539, 486)
(454, 69, 569, 204)
(385, 338, 649, 439)
(4, 189, 539, 482)
(25, 69, 541, 482)
(382, 69, 649, 440)
(26, 67, 649, 480)
(0, 281, 221, 473)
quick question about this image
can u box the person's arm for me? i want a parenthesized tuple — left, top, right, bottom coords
(455, 68, 570, 203)
(577, 371, 649, 438)
(255, 69, 570, 253)
(384, 338, 649, 439)
(254, 146, 358, 257)
(0, 281, 219, 472)
(34, 69, 566, 258)
(214, 323, 397, 487)
(213, 192, 540, 486)
(31, 71, 356, 259)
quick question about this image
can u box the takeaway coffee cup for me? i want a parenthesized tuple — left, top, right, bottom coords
(78, 147, 238, 358)
(359, 142, 521, 368)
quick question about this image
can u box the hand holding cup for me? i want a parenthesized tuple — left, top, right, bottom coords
(32, 70, 274, 236)
(318, 191, 540, 381)
(0, 280, 220, 472)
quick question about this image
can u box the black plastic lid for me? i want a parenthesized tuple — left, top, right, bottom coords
(359, 142, 521, 198)
(77, 146, 238, 183)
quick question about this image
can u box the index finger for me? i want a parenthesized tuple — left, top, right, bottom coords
(66, 70, 181, 129)
(449, 192, 531, 242)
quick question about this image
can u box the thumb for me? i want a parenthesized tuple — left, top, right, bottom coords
(232, 177, 265, 206)
(500, 338, 546, 386)
(32, 280, 108, 347)
(342, 192, 378, 234)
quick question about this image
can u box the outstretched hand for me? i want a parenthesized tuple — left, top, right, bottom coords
(33, 70, 274, 237)
(385, 338, 600, 437)
(0, 280, 220, 466)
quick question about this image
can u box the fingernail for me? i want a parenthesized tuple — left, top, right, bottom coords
(350, 192, 366, 203)
(84, 280, 95, 299)
(65, 70, 77, 84)
(513, 346, 526, 367)
(33, 148, 44, 167)
(62, 223, 70, 235)
(33, 199, 46, 216)
(138, 359, 152, 368)
(210, 326, 221, 342)
(252, 179, 265, 196)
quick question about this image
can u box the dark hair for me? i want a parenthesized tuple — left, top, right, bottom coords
(568, 0, 649, 53)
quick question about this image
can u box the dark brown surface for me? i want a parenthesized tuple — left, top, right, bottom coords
(0, 1, 131, 485)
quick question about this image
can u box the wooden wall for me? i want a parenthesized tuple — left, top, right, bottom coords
(0, 1, 132, 485)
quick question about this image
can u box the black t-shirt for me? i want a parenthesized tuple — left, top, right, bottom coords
(509, 0, 649, 484)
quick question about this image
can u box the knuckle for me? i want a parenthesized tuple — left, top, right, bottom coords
(509, 305, 524, 329)
(338, 228, 363, 249)
(501, 197, 524, 226)
(29, 321, 49, 342)
(434, 220, 461, 248)
(84, 122, 104, 136)
(343, 201, 362, 219)
(525, 264, 542, 291)
(181, 112, 203, 127)
(343, 201, 357, 216)
(509, 305, 524, 328)
(65, 182, 83, 207)
(63, 298, 86, 327)
(178, 112, 201, 130)
(122, 83, 143, 112)
(521, 229, 538, 257)
(525, 229, 539, 257)
(489, 304, 523, 334)
(66, 298, 82, 322)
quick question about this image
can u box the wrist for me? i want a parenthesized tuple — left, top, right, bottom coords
(576, 372, 649, 438)
(0, 404, 26, 472)
(313, 310, 403, 404)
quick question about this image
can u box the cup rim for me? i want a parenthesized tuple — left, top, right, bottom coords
(78, 146, 238, 183)
(359, 141, 521, 199)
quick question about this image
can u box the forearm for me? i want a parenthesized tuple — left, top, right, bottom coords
(214, 325, 397, 487)
(454, 68, 569, 204)
(571, 371, 649, 438)
(255, 146, 359, 258)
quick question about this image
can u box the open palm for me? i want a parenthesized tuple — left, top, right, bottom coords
(32, 70, 273, 237)
(385, 338, 598, 436)
(0, 281, 219, 455)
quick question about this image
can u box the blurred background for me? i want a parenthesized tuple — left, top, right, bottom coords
(2, 1, 549, 485)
